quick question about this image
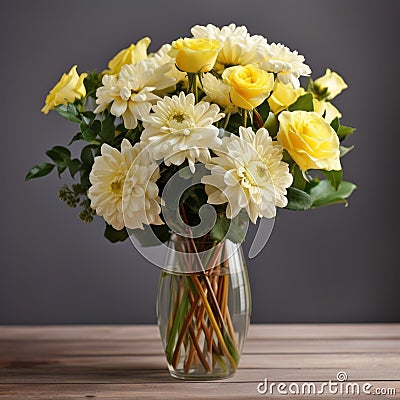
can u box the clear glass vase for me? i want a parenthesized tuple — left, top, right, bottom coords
(156, 236, 251, 380)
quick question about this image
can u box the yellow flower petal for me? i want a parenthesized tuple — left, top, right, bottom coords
(41, 65, 87, 114)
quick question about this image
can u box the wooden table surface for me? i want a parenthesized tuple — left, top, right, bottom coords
(0, 324, 399, 399)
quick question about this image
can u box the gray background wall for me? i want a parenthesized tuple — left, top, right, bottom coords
(1, 0, 399, 324)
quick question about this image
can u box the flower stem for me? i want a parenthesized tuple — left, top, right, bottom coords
(187, 73, 199, 103)
(191, 275, 237, 368)
(223, 112, 231, 131)
(242, 108, 248, 127)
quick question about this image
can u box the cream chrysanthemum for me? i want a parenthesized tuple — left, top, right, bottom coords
(260, 43, 311, 89)
(88, 139, 163, 230)
(141, 92, 224, 172)
(202, 127, 292, 223)
(149, 43, 187, 92)
(202, 73, 237, 113)
(191, 23, 266, 73)
(94, 59, 176, 129)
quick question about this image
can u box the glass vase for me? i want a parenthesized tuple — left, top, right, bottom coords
(156, 236, 251, 380)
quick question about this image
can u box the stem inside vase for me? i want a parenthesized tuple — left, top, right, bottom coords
(157, 236, 251, 380)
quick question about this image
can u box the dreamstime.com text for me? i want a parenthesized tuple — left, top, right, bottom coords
(257, 372, 396, 396)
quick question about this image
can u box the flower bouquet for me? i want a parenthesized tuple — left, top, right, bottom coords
(27, 23, 356, 380)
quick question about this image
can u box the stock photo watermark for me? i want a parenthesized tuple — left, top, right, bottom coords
(257, 372, 396, 396)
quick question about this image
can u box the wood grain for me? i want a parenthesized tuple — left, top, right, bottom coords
(0, 325, 399, 399)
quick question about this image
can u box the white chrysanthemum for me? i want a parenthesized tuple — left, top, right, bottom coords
(191, 23, 266, 73)
(260, 43, 311, 89)
(88, 139, 163, 230)
(202, 127, 293, 223)
(202, 73, 237, 113)
(141, 92, 224, 172)
(149, 43, 187, 92)
(94, 59, 176, 129)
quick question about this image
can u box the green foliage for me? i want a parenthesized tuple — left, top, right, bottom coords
(321, 169, 343, 190)
(256, 101, 270, 122)
(308, 79, 330, 101)
(286, 187, 313, 210)
(263, 112, 279, 136)
(288, 93, 314, 112)
(25, 163, 55, 181)
(78, 198, 97, 223)
(54, 103, 81, 123)
(340, 145, 355, 158)
(337, 124, 356, 140)
(291, 163, 307, 190)
(80, 121, 97, 142)
(80, 145, 97, 166)
(104, 224, 129, 243)
(309, 180, 357, 208)
(210, 212, 246, 244)
(225, 112, 242, 135)
(330, 117, 356, 140)
(58, 184, 96, 222)
(84, 72, 102, 98)
(45, 145, 72, 177)
(31, 58, 357, 246)
(99, 115, 115, 143)
(68, 159, 82, 178)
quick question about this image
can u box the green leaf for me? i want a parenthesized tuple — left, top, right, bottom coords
(225, 113, 242, 135)
(80, 123, 97, 142)
(337, 124, 356, 140)
(45, 146, 72, 177)
(80, 145, 97, 165)
(69, 132, 83, 145)
(80, 167, 91, 189)
(82, 111, 96, 121)
(263, 112, 279, 136)
(54, 103, 81, 123)
(291, 164, 307, 190)
(68, 158, 82, 178)
(210, 214, 230, 242)
(104, 225, 129, 243)
(286, 187, 312, 210)
(321, 169, 343, 190)
(25, 163, 55, 181)
(209, 213, 246, 243)
(288, 93, 314, 112)
(307, 78, 314, 92)
(91, 120, 101, 132)
(330, 118, 355, 140)
(309, 180, 357, 208)
(99, 116, 115, 143)
(84, 72, 102, 98)
(124, 129, 141, 143)
(340, 145, 355, 158)
(330, 117, 339, 132)
(45, 146, 71, 164)
(256, 101, 270, 121)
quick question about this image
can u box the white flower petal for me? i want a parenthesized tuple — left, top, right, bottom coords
(202, 127, 292, 224)
(88, 141, 163, 230)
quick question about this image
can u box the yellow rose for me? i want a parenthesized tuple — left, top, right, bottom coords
(104, 37, 151, 75)
(277, 111, 341, 171)
(313, 98, 342, 123)
(268, 81, 305, 114)
(41, 66, 87, 115)
(222, 64, 274, 110)
(313, 68, 347, 100)
(169, 38, 222, 73)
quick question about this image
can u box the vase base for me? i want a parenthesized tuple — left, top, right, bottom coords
(169, 368, 236, 381)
